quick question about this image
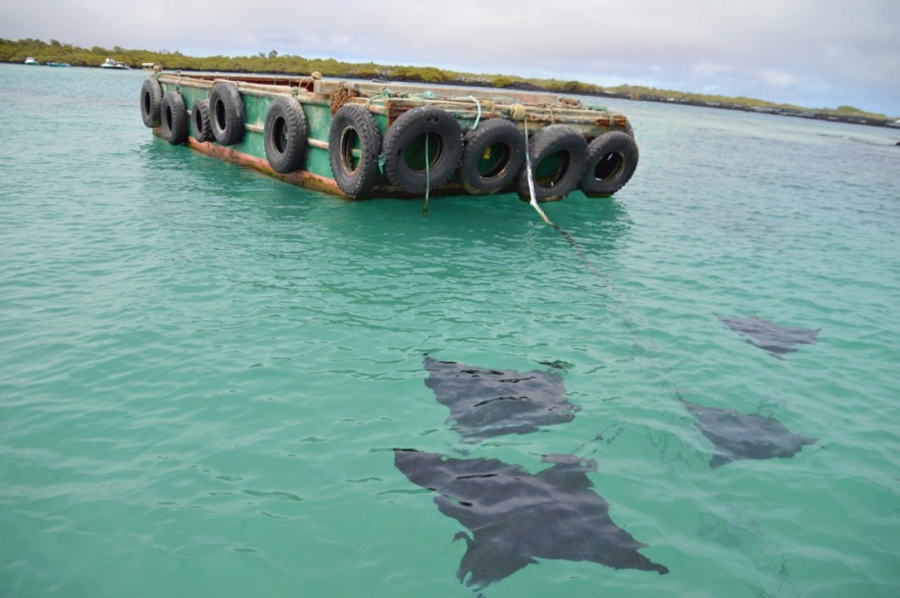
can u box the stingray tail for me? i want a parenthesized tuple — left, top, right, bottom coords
(450, 531, 473, 547)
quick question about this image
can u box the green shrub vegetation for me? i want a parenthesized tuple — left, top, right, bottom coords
(1, 37, 893, 122)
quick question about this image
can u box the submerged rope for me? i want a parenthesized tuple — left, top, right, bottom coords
(523, 118, 602, 274)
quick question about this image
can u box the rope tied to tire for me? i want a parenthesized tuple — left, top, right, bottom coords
(364, 90, 439, 110)
(522, 119, 597, 271)
(523, 118, 553, 227)
(451, 96, 483, 131)
(364, 89, 395, 110)
(381, 105, 462, 199)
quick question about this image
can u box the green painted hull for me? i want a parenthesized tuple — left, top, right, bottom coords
(152, 72, 636, 200)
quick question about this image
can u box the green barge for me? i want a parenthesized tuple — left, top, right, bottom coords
(141, 71, 639, 202)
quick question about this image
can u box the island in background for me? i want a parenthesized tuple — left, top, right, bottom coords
(3, 37, 898, 130)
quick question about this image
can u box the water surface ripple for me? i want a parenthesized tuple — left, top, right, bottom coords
(1, 64, 898, 598)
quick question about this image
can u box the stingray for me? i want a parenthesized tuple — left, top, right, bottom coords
(423, 356, 578, 440)
(719, 315, 820, 358)
(393, 449, 669, 590)
(679, 396, 818, 468)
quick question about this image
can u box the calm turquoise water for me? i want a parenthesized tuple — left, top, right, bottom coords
(1, 63, 898, 598)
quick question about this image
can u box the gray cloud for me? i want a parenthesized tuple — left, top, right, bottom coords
(2, 0, 898, 113)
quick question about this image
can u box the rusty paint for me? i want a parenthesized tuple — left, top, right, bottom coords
(314, 80, 559, 105)
(191, 72, 318, 92)
(329, 83, 360, 115)
(152, 129, 350, 198)
(155, 130, 443, 201)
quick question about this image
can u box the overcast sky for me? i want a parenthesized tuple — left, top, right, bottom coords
(3, 0, 899, 114)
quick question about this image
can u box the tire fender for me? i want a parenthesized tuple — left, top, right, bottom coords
(141, 78, 162, 128)
(209, 82, 245, 146)
(579, 131, 639, 197)
(457, 119, 526, 195)
(382, 106, 462, 194)
(516, 124, 587, 202)
(264, 96, 308, 174)
(329, 104, 382, 197)
(160, 91, 188, 145)
(192, 99, 213, 143)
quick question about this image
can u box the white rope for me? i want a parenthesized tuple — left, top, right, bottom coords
(521, 118, 607, 279)
(524, 118, 554, 226)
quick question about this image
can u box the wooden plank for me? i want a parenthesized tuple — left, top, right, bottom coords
(313, 79, 559, 105)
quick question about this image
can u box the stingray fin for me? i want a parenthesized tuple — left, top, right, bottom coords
(709, 453, 732, 468)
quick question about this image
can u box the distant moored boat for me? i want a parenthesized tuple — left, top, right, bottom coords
(100, 57, 130, 70)
(24, 56, 39, 66)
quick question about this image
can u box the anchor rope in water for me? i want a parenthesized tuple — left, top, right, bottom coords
(530, 118, 684, 458)
(523, 117, 553, 227)
(524, 119, 679, 460)
(523, 117, 604, 276)
(569, 423, 627, 457)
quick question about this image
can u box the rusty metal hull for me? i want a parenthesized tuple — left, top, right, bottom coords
(151, 71, 636, 200)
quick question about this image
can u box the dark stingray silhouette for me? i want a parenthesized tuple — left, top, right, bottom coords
(680, 396, 818, 468)
(393, 449, 669, 590)
(719, 315, 820, 358)
(423, 356, 578, 440)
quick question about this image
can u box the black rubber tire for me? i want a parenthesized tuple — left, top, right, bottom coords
(328, 104, 382, 197)
(382, 106, 462, 194)
(579, 131, 639, 197)
(264, 96, 308, 174)
(209, 82, 245, 146)
(456, 118, 526, 195)
(140, 78, 162, 128)
(159, 91, 188, 145)
(192, 99, 213, 142)
(516, 124, 587, 201)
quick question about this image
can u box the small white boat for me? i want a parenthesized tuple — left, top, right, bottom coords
(100, 57, 130, 70)
(24, 56, 39, 66)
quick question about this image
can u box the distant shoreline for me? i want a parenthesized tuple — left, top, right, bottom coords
(6, 59, 899, 131)
(407, 75, 900, 130)
(584, 90, 900, 130)
(142, 66, 900, 131)
(2, 37, 898, 130)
